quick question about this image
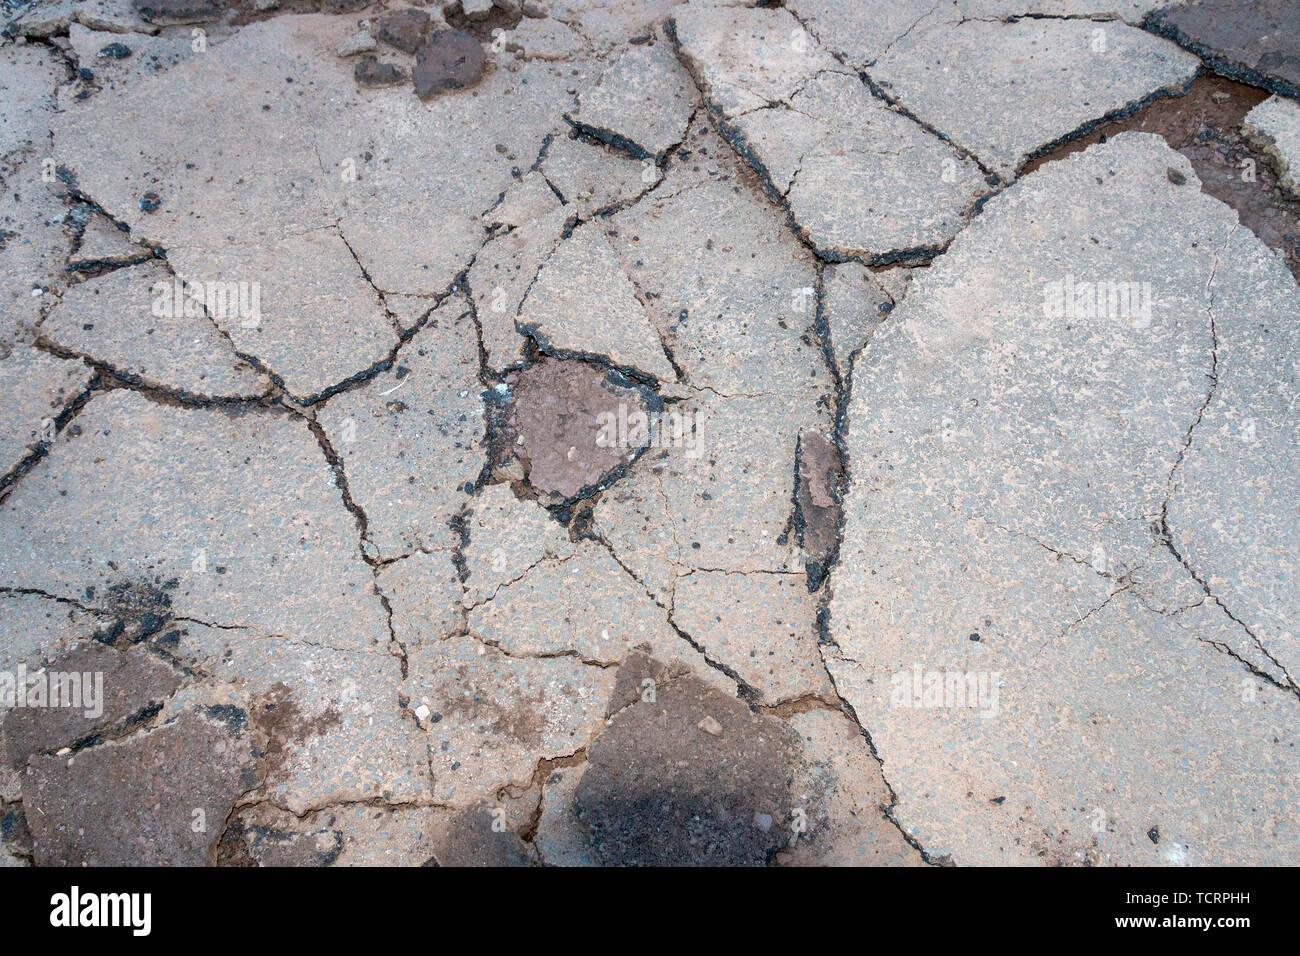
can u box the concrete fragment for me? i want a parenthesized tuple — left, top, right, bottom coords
(1243, 94, 1300, 199)
(40, 261, 270, 399)
(0, 390, 391, 651)
(458, 480, 574, 607)
(316, 297, 483, 560)
(338, 29, 377, 58)
(69, 211, 146, 266)
(822, 261, 896, 379)
(405, 634, 614, 805)
(672, 569, 831, 703)
(828, 133, 1300, 864)
(497, 16, 585, 60)
(377, 549, 463, 647)
(0, 346, 92, 480)
(483, 169, 562, 230)
(519, 220, 674, 381)
(570, 38, 696, 161)
(869, 17, 1200, 178)
(541, 133, 659, 218)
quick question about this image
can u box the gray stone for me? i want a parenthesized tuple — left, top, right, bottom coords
(518, 220, 674, 381)
(338, 28, 377, 58)
(413, 30, 486, 100)
(40, 261, 271, 399)
(1243, 94, 1300, 200)
(316, 297, 484, 561)
(570, 38, 696, 162)
(868, 16, 1200, 178)
(828, 132, 1300, 865)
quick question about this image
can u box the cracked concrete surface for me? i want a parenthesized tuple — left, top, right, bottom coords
(0, 0, 1297, 867)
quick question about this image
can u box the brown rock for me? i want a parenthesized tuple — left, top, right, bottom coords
(794, 428, 843, 590)
(354, 56, 406, 88)
(413, 30, 485, 101)
(376, 8, 433, 55)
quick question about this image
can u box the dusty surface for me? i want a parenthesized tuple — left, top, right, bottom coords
(0, 0, 1296, 867)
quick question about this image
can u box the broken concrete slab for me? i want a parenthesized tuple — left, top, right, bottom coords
(316, 297, 483, 561)
(671, 4, 990, 259)
(496, 15, 587, 60)
(457, 480, 574, 608)
(777, 707, 921, 866)
(540, 132, 659, 218)
(671, 568, 832, 704)
(533, 756, 597, 865)
(569, 36, 696, 162)
(828, 132, 1300, 864)
(821, 260, 896, 380)
(24, 709, 258, 865)
(0, 41, 64, 169)
(483, 169, 562, 231)
(574, 657, 799, 865)
(1145, 0, 1300, 102)
(162, 625, 430, 813)
(67, 209, 148, 266)
(605, 119, 831, 402)
(868, 16, 1200, 178)
(377, 548, 463, 649)
(0, 345, 92, 480)
(1165, 221, 1300, 683)
(518, 220, 674, 381)
(507, 356, 654, 499)
(784, 0, 959, 70)
(1243, 94, 1300, 199)
(40, 261, 271, 399)
(405, 633, 614, 805)
(468, 205, 570, 371)
(0, 390, 392, 650)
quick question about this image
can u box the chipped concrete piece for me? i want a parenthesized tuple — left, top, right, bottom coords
(829, 133, 1300, 865)
(868, 17, 1200, 178)
(570, 38, 696, 162)
(0, 43, 64, 166)
(68, 211, 146, 266)
(41, 261, 271, 399)
(498, 16, 586, 60)
(405, 634, 614, 805)
(377, 549, 463, 647)
(1243, 94, 1300, 200)
(484, 169, 563, 230)
(0, 346, 92, 480)
(0, 390, 391, 651)
(672, 569, 831, 704)
(317, 297, 483, 560)
(671, 7, 989, 260)
(541, 133, 659, 218)
(338, 28, 377, 57)
(519, 221, 674, 381)
(822, 260, 895, 379)
(458, 480, 574, 607)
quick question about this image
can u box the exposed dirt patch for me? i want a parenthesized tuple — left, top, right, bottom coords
(250, 681, 342, 777)
(1025, 73, 1300, 280)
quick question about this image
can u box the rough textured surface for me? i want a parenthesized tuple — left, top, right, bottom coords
(6, 0, 1298, 869)
(1243, 94, 1300, 198)
(868, 17, 1200, 178)
(829, 133, 1300, 865)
